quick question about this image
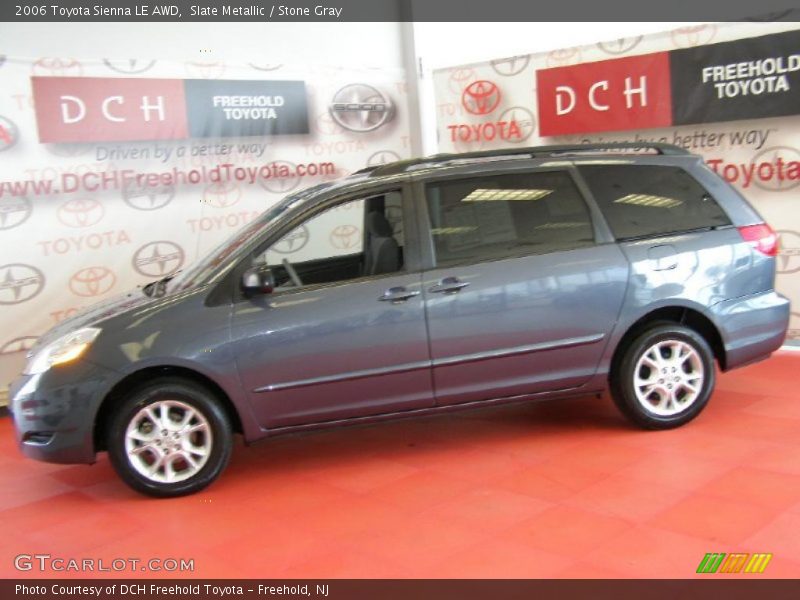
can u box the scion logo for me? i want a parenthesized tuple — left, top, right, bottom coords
(752, 146, 800, 192)
(367, 150, 402, 166)
(259, 161, 302, 194)
(329, 84, 394, 133)
(491, 55, 531, 77)
(462, 81, 502, 116)
(0, 197, 32, 230)
(597, 36, 643, 55)
(0, 336, 38, 355)
(271, 226, 310, 254)
(0, 264, 45, 305)
(185, 61, 225, 79)
(498, 106, 536, 142)
(103, 59, 157, 74)
(249, 63, 283, 72)
(329, 224, 360, 250)
(32, 58, 83, 77)
(448, 67, 477, 95)
(0, 115, 19, 152)
(133, 241, 185, 277)
(69, 266, 116, 297)
(203, 181, 241, 208)
(122, 182, 175, 211)
(776, 230, 800, 274)
(57, 198, 105, 228)
(671, 25, 717, 48)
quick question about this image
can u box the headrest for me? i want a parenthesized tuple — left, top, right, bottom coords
(366, 211, 394, 238)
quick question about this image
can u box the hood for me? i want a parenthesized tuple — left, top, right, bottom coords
(32, 288, 157, 352)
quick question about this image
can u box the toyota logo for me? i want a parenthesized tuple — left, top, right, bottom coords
(546, 48, 582, 68)
(462, 81, 501, 116)
(498, 106, 537, 143)
(329, 224, 360, 249)
(0, 336, 38, 355)
(0, 264, 45, 305)
(133, 241, 185, 277)
(57, 197, 105, 228)
(777, 230, 800, 274)
(103, 59, 157, 74)
(249, 63, 283, 72)
(367, 150, 402, 167)
(0, 197, 32, 230)
(272, 226, 310, 254)
(448, 67, 477, 95)
(122, 182, 175, 211)
(203, 181, 241, 208)
(597, 37, 644, 55)
(491, 55, 531, 77)
(329, 84, 394, 133)
(69, 266, 116, 297)
(259, 160, 302, 194)
(0, 115, 19, 152)
(32, 58, 83, 77)
(185, 61, 225, 79)
(751, 146, 800, 192)
(671, 25, 717, 48)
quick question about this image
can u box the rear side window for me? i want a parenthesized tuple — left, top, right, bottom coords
(579, 165, 731, 240)
(426, 171, 595, 267)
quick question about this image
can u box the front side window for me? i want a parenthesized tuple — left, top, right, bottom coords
(253, 190, 405, 290)
(578, 165, 731, 240)
(426, 171, 595, 268)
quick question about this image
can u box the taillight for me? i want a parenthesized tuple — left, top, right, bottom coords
(738, 223, 779, 257)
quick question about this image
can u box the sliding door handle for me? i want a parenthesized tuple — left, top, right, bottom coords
(429, 277, 470, 294)
(379, 287, 420, 303)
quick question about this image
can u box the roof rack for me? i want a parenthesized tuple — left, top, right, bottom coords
(368, 142, 689, 177)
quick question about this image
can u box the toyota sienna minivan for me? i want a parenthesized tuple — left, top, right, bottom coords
(9, 143, 790, 496)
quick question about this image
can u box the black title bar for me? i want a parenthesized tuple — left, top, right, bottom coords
(2, 0, 800, 22)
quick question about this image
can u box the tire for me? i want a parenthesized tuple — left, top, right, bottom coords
(610, 323, 716, 430)
(106, 377, 232, 497)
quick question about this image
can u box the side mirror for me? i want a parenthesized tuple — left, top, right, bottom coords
(241, 266, 275, 295)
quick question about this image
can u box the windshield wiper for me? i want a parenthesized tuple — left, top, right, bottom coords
(142, 271, 182, 298)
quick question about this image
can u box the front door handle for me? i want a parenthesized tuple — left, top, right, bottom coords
(429, 277, 470, 294)
(379, 287, 420, 303)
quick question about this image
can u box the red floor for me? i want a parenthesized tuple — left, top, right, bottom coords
(2, 352, 800, 579)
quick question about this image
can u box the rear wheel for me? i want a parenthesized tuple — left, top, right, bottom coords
(610, 323, 715, 429)
(106, 378, 232, 497)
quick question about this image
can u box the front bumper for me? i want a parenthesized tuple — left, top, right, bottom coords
(713, 290, 791, 371)
(9, 361, 117, 465)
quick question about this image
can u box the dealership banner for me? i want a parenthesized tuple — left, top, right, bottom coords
(0, 56, 412, 388)
(536, 29, 800, 137)
(433, 22, 800, 342)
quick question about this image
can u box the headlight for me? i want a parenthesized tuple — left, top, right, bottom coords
(24, 327, 101, 375)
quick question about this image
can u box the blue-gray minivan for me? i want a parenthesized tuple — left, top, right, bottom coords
(9, 143, 790, 496)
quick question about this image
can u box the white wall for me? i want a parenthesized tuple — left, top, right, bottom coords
(0, 22, 406, 66)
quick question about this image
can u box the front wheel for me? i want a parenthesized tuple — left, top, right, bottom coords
(106, 378, 232, 497)
(610, 324, 716, 429)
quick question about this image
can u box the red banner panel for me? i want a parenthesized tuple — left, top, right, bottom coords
(31, 76, 188, 143)
(536, 52, 673, 137)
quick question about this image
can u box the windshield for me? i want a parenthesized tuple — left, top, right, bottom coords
(168, 183, 333, 291)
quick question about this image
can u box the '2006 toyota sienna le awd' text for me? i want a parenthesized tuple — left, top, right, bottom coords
(10, 143, 790, 496)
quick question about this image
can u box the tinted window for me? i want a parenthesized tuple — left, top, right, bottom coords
(426, 171, 594, 267)
(579, 165, 731, 240)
